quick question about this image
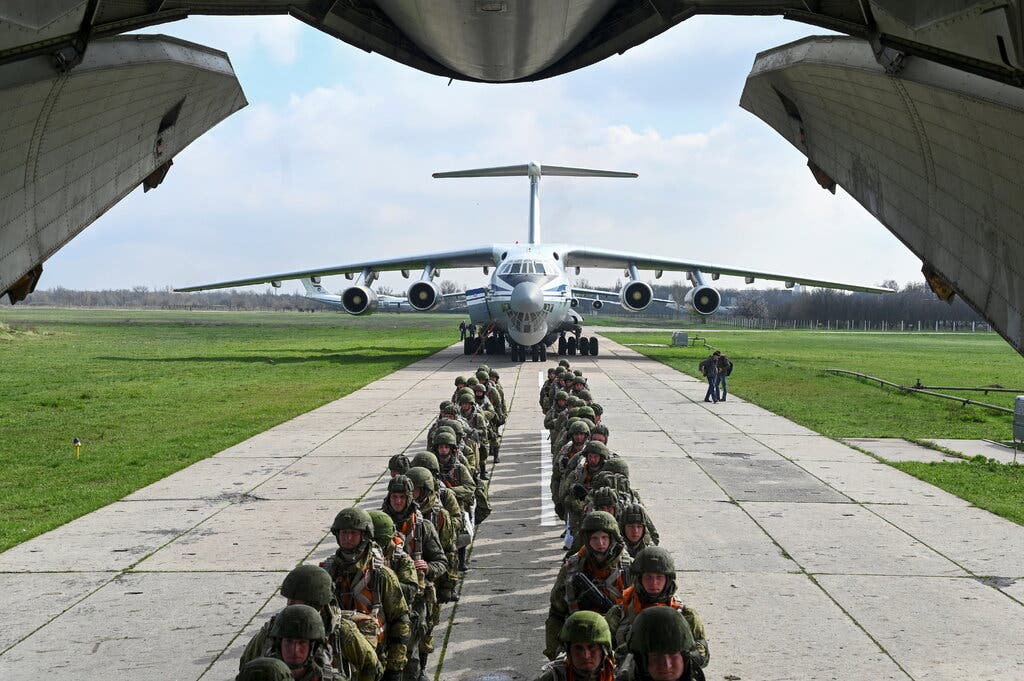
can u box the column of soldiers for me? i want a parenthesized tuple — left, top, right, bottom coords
(236, 365, 505, 681)
(538, 360, 710, 681)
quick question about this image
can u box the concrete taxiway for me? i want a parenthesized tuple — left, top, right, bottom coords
(2, 337, 1023, 680)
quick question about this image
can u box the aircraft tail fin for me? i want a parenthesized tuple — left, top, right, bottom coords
(433, 162, 637, 245)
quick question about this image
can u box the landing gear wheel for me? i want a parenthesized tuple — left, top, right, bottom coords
(578, 337, 590, 355)
(567, 336, 577, 356)
(531, 348, 539, 362)
(539, 345, 548, 362)
(589, 336, 599, 356)
(557, 336, 567, 356)
(463, 338, 473, 355)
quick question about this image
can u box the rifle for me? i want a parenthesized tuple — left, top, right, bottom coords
(571, 572, 615, 613)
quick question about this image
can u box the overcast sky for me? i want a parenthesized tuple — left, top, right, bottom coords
(44, 15, 923, 295)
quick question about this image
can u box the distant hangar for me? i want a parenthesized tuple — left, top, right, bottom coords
(2, 1, 1024, 352)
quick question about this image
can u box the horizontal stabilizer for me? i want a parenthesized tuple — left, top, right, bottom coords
(433, 162, 636, 179)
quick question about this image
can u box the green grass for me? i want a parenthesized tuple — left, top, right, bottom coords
(605, 330, 1023, 440)
(890, 458, 1024, 526)
(0, 308, 460, 552)
(606, 329, 1024, 525)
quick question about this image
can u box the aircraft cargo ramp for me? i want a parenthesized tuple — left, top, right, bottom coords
(1, 338, 1022, 679)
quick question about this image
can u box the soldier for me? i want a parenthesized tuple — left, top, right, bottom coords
(577, 389, 593, 405)
(237, 657, 293, 681)
(544, 390, 570, 431)
(321, 508, 411, 680)
(567, 487, 621, 554)
(459, 391, 493, 479)
(488, 368, 508, 412)
(252, 604, 341, 680)
(589, 403, 603, 425)
(618, 503, 656, 558)
(540, 367, 558, 411)
(604, 547, 708, 667)
(452, 376, 468, 403)
(571, 375, 588, 397)
(614, 606, 705, 681)
(476, 369, 505, 421)
(240, 565, 381, 681)
(545, 511, 632, 660)
(590, 424, 610, 446)
(368, 510, 421, 608)
(435, 403, 481, 472)
(561, 442, 613, 541)
(381, 476, 448, 680)
(388, 454, 410, 478)
(552, 420, 591, 517)
(533, 611, 616, 681)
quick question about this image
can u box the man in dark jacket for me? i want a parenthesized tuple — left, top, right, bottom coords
(698, 351, 721, 403)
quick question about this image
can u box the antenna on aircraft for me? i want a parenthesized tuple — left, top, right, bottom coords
(432, 163, 637, 245)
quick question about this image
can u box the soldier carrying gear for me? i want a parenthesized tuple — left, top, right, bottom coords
(533, 611, 615, 681)
(321, 507, 411, 680)
(590, 423, 610, 445)
(561, 441, 614, 541)
(388, 454, 410, 478)
(458, 391, 493, 480)
(545, 512, 632, 660)
(551, 420, 591, 515)
(567, 487, 622, 553)
(618, 503, 656, 558)
(452, 376, 468, 403)
(605, 547, 708, 667)
(577, 389, 593, 404)
(241, 565, 382, 681)
(236, 657, 293, 681)
(261, 604, 341, 681)
(615, 606, 705, 681)
(559, 359, 571, 370)
(544, 390, 571, 431)
(589, 402, 603, 423)
(411, 448, 468, 536)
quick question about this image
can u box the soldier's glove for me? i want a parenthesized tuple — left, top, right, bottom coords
(571, 483, 588, 501)
(381, 670, 402, 681)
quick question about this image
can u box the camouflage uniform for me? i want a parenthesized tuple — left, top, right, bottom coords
(321, 509, 411, 678)
(604, 547, 708, 667)
(243, 604, 344, 681)
(618, 503, 656, 558)
(545, 512, 632, 660)
(237, 657, 292, 681)
(561, 442, 614, 540)
(532, 611, 615, 681)
(459, 393, 492, 478)
(612, 606, 705, 681)
(240, 566, 382, 681)
(551, 421, 590, 515)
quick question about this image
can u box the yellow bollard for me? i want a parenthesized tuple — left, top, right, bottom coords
(73, 437, 81, 460)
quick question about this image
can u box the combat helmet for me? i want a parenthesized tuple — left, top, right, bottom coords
(602, 457, 629, 477)
(330, 507, 373, 536)
(554, 390, 569, 402)
(489, 369, 500, 381)
(477, 364, 490, 374)
(475, 370, 489, 382)
(576, 406, 596, 422)
(407, 466, 436, 494)
(573, 369, 583, 377)
(583, 441, 611, 464)
(631, 546, 676, 577)
(591, 424, 609, 441)
(270, 604, 326, 643)
(577, 390, 593, 402)
(580, 510, 621, 543)
(559, 611, 613, 655)
(590, 402, 603, 417)
(558, 359, 571, 369)
(439, 400, 453, 412)
(368, 510, 396, 547)
(590, 486, 619, 511)
(627, 606, 697, 673)
(568, 420, 591, 436)
(466, 376, 480, 387)
(619, 502, 649, 529)
(457, 392, 476, 405)
(280, 564, 333, 610)
(411, 451, 441, 476)
(387, 474, 415, 498)
(454, 376, 467, 386)
(388, 453, 410, 475)
(236, 657, 292, 681)
(441, 402, 459, 416)
(567, 397, 585, 408)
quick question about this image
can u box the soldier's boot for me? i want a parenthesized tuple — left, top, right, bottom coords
(416, 653, 430, 681)
(491, 444, 500, 464)
(478, 460, 489, 480)
(458, 546, 469, 572)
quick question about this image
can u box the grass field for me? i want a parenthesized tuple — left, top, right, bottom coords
(606, 329, 1024, 525)
(0, 309, 460, 552)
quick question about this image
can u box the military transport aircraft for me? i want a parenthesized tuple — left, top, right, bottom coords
(176, 162, 889, 362)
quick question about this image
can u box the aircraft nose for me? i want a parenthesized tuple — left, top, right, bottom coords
(510, 281, 544, 313)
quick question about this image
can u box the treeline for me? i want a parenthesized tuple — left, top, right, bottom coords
(20, 280, 986, 326)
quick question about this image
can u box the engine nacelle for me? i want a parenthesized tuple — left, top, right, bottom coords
(591, 299, 603, 310)
(341, 286, 378, 315)
(407, 280, 441, 311)
(619, 280, 653, 312)
(684, 285, 721, 315)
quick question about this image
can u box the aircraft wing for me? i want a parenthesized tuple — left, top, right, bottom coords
(572, 287, 675, 305)
(561, 247, 891, 294)
(175, 246, 502, 292)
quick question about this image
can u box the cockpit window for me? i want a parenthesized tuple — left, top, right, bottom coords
(510, 262, 522, 274)
(534, 262, 546, 274)
(499, 263, 511, 274)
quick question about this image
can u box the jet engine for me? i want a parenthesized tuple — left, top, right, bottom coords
(591, 299, 603, 310)
(341, 286, 378, 315)
(619, 280, 653, 312)
(407, 280, 441, 311)
(684, 286, 721, 315)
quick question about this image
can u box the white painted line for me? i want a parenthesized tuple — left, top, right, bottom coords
(540, 429, 559, 526)
(537, 369, 545, 388)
